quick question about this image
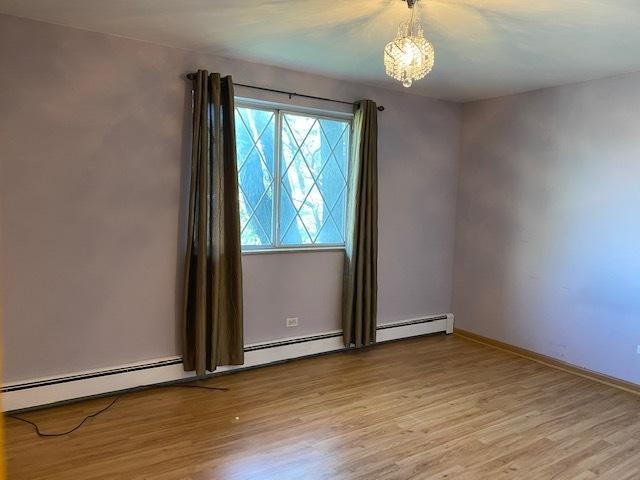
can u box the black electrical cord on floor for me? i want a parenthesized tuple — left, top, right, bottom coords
(7, 382, 228, 438)
(8, 394, 124, 438)
(175, 384, 228, 391)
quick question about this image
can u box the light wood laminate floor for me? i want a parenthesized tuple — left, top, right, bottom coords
(5, 335, 640, 479)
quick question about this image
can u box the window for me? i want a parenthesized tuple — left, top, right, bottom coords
(234, 101, 351, 250)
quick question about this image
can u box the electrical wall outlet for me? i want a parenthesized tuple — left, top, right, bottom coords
(637, 345, 640, 355)
(286, 317, 299, 328)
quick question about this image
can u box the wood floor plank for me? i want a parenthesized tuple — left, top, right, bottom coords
(4, 335, 640, 479)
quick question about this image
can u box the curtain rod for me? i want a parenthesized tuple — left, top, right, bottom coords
(186, 73, 385, 112)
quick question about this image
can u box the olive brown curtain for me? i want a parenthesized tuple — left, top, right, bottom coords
(342, 100, 378, 348)
(183, 70, 244, 375)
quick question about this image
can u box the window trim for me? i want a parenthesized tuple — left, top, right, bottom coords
(241, 246, 345, 255)
(235, 97, 353, 253)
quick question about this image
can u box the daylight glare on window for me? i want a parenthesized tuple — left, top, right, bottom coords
(235, 104, 350, 250)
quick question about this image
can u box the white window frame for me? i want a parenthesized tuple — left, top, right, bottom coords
(235, 97, 353, 254)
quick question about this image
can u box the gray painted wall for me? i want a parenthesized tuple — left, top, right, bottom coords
(454, 72, 640, 385)
(0, 15, 461, 382)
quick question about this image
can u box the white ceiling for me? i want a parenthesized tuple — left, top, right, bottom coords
(2, 0, 640, 101)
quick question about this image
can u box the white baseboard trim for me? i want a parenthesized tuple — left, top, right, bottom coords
(2, 313, 453, 412)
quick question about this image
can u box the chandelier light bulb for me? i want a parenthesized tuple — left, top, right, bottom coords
(384, 0, 435, 88)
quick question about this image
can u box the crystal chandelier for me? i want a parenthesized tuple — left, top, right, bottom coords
(384, 0, 435, 88)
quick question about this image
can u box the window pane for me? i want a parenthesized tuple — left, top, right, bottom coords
(235, 107, 275, 246)
(279, 112, 349, 245)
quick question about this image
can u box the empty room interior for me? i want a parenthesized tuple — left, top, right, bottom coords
(1, 0, 640, 478)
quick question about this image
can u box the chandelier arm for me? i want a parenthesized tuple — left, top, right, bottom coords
(409, 5, 415, 36)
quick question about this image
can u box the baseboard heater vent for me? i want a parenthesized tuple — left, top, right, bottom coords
(244, 331, 342, 352)
(2, 313, 453, 411)
(377, 314, 448, 330)
(1, 358, 184, 394)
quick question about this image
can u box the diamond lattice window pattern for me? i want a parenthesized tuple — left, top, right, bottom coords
(234, 105, 350, 249)
(235, 107, 276, 247)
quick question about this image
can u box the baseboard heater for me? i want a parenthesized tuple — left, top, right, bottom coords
(2, 313, 453, 412)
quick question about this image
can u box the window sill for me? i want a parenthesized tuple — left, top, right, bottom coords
(242, 246, 345, 255)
